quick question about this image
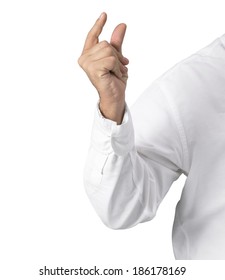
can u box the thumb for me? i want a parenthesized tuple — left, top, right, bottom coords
(110, 23, 127, 53)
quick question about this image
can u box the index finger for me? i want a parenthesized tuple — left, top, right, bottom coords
(82, 12, 107, 53)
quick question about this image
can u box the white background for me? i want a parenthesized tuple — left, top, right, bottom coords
(1, 0, 225, 279)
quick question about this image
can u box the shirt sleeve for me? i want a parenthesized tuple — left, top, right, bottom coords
(83, 82, 184, 230)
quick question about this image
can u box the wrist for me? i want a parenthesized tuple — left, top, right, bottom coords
(99, 99, 125, 125)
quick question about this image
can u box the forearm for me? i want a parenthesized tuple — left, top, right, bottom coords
(99, 98, 125, 125)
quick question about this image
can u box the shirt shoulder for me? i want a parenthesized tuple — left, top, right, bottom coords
(196, 34, 225, 59)
(155, 34, 225, 84)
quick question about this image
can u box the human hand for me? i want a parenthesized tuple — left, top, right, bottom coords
(78, 12, 129, 124)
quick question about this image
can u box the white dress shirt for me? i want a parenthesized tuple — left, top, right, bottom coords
(83, 34, 225, 260)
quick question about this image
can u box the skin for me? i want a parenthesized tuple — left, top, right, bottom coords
(78, 12, 129, 124)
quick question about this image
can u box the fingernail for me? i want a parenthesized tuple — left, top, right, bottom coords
(123, 57, 129, 64)
(99, 12, 104, 19)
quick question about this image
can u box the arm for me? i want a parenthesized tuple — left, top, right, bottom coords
(83, 83, 183, 229)
(78, 13, 183, 229)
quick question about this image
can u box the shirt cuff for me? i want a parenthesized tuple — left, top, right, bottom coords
(90, 103, 135, 156)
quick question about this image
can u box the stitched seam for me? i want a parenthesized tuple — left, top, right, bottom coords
(219, 37, 225, 50)
(129, 151, 145, 209)
(157, 83, 190, 174)
(176, 208, 190, 259)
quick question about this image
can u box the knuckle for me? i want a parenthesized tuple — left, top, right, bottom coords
(77, 56, 83, 67)
(77, 55, 90, 71)
(99, 40, 109, 48)
(99, 41, 115, 57)
(108, 56, 117, 65)
(104, 47, 113, 57)
(77, 53, 88, 68)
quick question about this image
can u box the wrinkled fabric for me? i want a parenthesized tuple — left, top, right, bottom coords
(83, 34, 225, 260)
